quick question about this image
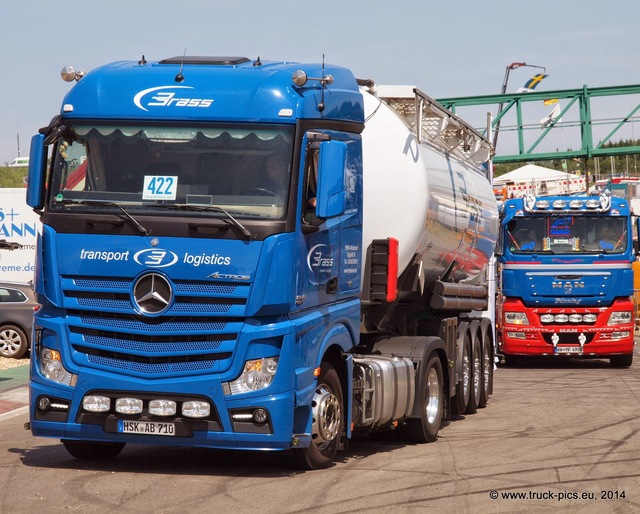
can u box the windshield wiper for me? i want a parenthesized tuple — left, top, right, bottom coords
(153, 203, 254, 239)
(56, 198, 150, 236)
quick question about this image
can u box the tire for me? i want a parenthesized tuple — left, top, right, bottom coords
(478, 333, 493, 408)
(452, 334, 471, 415)
(466, 340, 481, 414)
(610, 353, 633, 368)
(0, 324, 28, 359)
(399, 353, 444, 443)
(62, 440, 126, 460)
(291, 363, 343, 470)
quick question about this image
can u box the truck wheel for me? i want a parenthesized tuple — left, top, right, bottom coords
(399, 353, 444, 443)
(453, 335, 471, 415)
(610, 353, 633, 368)
(466, 341, 481, 414)
(62, 440, 126, 460)
(291, 363, 343, 470)
(0, 324, 28, 359)
(478, 335, 493, 408)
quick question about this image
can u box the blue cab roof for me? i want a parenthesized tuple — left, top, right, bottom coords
(60, 56, 364, 124)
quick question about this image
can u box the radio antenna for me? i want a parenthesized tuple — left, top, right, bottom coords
(175, 48, 187, 83)
(318, 54, 327, 112)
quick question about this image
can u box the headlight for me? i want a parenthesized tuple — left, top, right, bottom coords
(610, 331, 631, 340)
(116, 398, 144, 415)
(182, 401, 210, 418)
(148, 399, 176, 417)
(504, 312, 529, 325)
(83, 395, 110, 413)
(228, 357, 278, 395)
(39, 348, 77, 386)
(609, 311, 632, 325)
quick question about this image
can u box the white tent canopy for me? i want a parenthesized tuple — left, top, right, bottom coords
(494, 164, 580, 184)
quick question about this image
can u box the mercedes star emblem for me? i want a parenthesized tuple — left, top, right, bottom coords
(132, 273, 173, 315)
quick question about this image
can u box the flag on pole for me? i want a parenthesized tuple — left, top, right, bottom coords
(543, 98, 559, 105)
(517, 73, 549, 93)
(540, 104, 561, 128)
(523, 73, 548, 90)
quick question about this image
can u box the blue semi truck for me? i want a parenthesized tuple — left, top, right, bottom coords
(26, 56, 498, 468)
(497, 193, 636, 366)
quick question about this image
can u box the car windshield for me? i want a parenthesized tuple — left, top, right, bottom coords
(48, 123, 294, 220)
(506, 215, 627, 254)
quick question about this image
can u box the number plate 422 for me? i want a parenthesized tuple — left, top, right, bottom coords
(143, 175, 178, 200)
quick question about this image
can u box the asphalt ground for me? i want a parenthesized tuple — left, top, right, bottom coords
(0, 362, 28, 421)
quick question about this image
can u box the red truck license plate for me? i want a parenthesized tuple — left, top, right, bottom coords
(554, 346, 582, 354)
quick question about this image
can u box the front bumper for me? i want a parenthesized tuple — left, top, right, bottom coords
(498, 325, 635, 357)
(28, 373, 312, 452)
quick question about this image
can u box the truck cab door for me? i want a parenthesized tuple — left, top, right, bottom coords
(296, 131, 361, 310)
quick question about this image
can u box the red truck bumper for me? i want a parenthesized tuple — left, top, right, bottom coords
(498, 298, 635, 358)
(499, 329, 634, 357)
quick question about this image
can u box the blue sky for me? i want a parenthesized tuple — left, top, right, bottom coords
(1, 0, 639, 164)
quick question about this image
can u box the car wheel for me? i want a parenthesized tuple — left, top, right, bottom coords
(0, 324, 28, 358)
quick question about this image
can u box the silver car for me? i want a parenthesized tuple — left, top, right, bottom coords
(0, 281, 37, 359)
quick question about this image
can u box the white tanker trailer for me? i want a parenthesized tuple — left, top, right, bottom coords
(347, 83, 499, 450)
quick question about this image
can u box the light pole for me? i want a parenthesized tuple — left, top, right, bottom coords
(493, 62, 546, 151)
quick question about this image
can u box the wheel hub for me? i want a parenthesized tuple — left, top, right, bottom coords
(310, 384, 341, 449)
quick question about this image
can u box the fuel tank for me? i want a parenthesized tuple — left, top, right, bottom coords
(361, 88, 499, 285)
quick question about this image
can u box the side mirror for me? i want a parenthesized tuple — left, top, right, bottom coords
(26, 134, 46, 209)
(494, 224, 504, 258)
(315, 140, 347, 218)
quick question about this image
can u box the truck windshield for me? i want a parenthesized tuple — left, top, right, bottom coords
(506, 215, 627, 254)
(48, 123, 294, 220)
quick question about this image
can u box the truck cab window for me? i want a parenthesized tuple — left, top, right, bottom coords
(506, 215, 627, 254)
(303, 146, 320, 225)
(48, 124, 295, 221)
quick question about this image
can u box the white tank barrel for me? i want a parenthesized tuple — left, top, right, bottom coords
(361, 87, 499, 286)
